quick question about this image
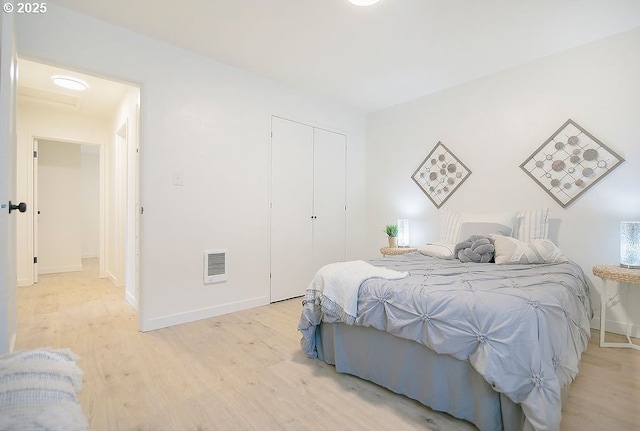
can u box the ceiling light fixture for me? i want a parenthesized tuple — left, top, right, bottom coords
(348, 0, 381, 6)
(52, 75, 88, 91)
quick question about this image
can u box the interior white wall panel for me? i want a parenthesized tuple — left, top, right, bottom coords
(81, 149, 99, 258)
(15, 4, 367, 331)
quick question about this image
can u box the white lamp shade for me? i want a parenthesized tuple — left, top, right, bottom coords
(620, 221, 640, 268)
(397, 219, 409, 247)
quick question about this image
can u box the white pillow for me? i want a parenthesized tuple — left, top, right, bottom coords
(418, 242, 456, 259)
(491, 234, 568, 264)
(513, 209, 549, 242)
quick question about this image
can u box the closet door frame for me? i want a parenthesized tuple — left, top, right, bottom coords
(269, 115, 347, 302)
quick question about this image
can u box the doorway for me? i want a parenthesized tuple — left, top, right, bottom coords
(15, 58, 141, 315)
(35, 139, 99, 279)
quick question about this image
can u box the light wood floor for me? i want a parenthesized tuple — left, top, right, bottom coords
(15, 259, 640, 431)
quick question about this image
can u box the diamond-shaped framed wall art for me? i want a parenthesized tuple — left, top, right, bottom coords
(520, 119, 625, 208)
(411, 141, 472, 208)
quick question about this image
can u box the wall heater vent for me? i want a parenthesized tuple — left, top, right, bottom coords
(204, 249, 227, 284)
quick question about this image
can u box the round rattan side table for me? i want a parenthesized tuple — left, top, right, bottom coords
(380, 247, 416, 257)
(593, 264, 640, 350)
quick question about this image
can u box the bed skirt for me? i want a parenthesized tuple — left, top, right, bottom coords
(317, 322, 539, 431)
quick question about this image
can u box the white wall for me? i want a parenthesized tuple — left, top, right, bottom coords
(15, 4, 367, 331)
(81, 147, 99, 258)
(37, 140, 82, 274)
(16, 104, 111, 285)
(366, 27, 640, 335)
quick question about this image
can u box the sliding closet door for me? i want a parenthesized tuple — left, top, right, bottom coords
(312, 128, 346, 269)
(270, 117, 313, 302)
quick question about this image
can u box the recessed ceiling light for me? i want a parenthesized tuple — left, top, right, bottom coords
(348, 0, 381, 5)
(52, 75, 88, 91)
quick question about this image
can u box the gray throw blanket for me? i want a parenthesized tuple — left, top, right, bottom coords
(454, 235, 494, 263)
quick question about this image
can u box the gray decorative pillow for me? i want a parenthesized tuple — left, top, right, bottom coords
(439, 211, 516, 244)
(454, 235, 495, 263)
(0, 348, 88, 431)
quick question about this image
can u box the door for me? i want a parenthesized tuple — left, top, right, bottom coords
(312, 128, 346, 269)
(0, 11, 19, 353)
(37, 141, 83, 274)
(270, 116, 313, 302)
(269, 117, 347, 302)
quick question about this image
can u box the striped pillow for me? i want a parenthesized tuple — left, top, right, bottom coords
(514, 209, 550, 242)
(439, 210, 461, 244)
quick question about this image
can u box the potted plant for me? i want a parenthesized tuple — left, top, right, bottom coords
(385, 224, 398, 248)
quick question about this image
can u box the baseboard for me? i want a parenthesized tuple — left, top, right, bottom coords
(106, 271, 124, 287)
(125, 290, 138, 311)
(140, 296, 269, 332)
(591, 317, 640, 338)
(38, 265, 83, 275)
(81, 253, 99, 259)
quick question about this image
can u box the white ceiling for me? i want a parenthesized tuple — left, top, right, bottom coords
(33, 0, 640, 112)
(17, 58, 135, 118)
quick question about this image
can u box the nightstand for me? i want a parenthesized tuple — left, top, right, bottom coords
(593, 264, 640, 350)
(380, 247, 417, 257)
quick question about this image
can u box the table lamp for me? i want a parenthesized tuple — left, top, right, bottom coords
(397, 219, 409, 247)
(620, 221, 640, 268)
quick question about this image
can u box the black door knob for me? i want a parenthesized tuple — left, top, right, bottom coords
(8, 201, 27, 213)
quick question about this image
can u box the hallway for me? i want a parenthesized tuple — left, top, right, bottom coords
(16, 258, 133, 350)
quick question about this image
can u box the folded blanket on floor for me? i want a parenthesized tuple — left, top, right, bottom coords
(307, 260, 408, 325)
(0, 348, 88, 431)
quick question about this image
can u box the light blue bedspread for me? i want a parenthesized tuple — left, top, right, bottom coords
(298, 253, 592, 431)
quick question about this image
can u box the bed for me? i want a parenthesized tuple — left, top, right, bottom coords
(297, 210, 593, 431)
